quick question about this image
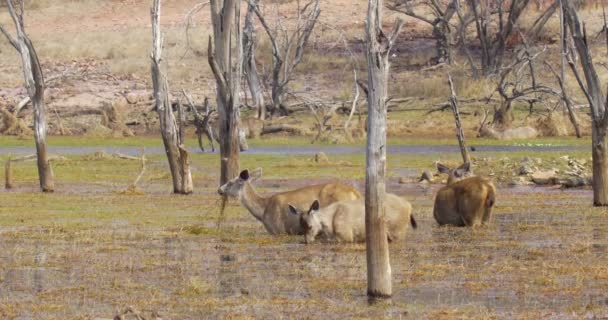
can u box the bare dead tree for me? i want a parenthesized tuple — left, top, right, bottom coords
(491, 44, 562, 128)
(209, 0, 243, 185)
(563, 0, 608, 206)
(150, 0, 193, 194)
(387, 0, 458, 64)
(243, 0, 266, 120)
(447, 74, 470, 164)
(467, 0, 531, 76)
(365, 0, 403, 299)
(0, 0, 54, 192)
(251, 0, 320, 117)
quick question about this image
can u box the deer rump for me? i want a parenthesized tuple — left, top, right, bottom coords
(433, 176, 496, 227)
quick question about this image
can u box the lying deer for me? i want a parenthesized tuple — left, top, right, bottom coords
(217, 168, 362, 235)
(288, 194, 417, 244)
(433, 162, 496, 227)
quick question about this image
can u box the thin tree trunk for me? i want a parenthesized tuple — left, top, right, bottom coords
(592, 134, 608, 205)
(0, 2, 54, 192)
(5, 157, 12, 189)
(364, 0, 403, 300)
(209, 0, 242, 185)
(563, 0, 608, 206)
(151, 0, 191, 194)
(448, 74, 470, 164)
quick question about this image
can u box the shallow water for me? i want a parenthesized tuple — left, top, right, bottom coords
(0, 181, 607, 318)
(0, 144, 588, 156)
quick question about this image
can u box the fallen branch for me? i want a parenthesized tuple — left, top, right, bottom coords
(262, 124, 304, 135)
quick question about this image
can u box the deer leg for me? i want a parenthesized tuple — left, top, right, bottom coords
(196, 131, 205, 152)
(205, 129, 215, 153)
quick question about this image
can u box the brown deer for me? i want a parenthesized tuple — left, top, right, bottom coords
(218, 168, 362, 235)
(433, 162, 496, 227)
(288, 194, 417, 244)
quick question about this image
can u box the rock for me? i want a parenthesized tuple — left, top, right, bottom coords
(556, 176, 591, 188)
(518, 164, 535, 175)
(531, 170, 558, 185)
(419, 170, 433, 183)
(509, 176, 534, 186)
(312, 152, 329, 163)
(559, 155, 570, 161)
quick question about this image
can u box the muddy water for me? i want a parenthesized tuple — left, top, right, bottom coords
(0, 183, 607, 318)
(0, 144, 587, 156)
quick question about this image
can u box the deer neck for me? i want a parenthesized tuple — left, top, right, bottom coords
(239, 182, 268, 222)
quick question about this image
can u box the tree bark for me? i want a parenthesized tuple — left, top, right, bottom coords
(364, 0, 402, 299)
(151, 0, 192, 194)
(209, 0, 242, 185)
(0, 1, 54, 192)
(563, 0, 608, 205)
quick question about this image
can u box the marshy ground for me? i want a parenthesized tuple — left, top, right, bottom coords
(1, 137, 607, 319)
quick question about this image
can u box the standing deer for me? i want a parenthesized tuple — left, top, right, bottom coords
(433, 162, 496, 227)
(217, 168, 362, 235)
(288, 194, 417, 244)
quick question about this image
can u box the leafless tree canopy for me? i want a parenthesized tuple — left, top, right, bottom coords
(251, 0, 321, 117)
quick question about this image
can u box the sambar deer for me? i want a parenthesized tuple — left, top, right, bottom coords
(433, 162, 496, 227)
(288, 193, 417, 244)
(217, 168, 362, 235)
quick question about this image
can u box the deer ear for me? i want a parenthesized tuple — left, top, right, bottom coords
(310, 200, 320, 212)
(436, 162, 450, 174)
(454, 162, 471, 177)
(288, 204, 299, 216)
(239, 170, 250, 180)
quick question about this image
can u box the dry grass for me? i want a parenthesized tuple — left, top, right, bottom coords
(0, 148, 607, 318)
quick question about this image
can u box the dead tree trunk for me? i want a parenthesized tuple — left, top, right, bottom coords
(243, 0, 265, 120)
(209, 0, 242, 185)
(364, 0, 403, 299)
(150, 0, 192, 194)
(563, 0, 608, 206)
(5, 157, 12, 189)
(0, 0, 54, 192)
(448, 74, 470, 165)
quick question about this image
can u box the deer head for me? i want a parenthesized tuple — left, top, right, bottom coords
(288, 200, 321, 244)
(218, 168, 262, 198)
(436, 162, 472, 185)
